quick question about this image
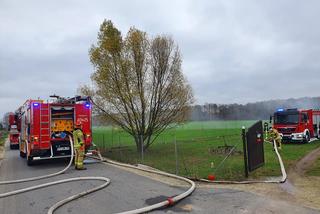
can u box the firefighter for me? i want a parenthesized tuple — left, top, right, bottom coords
(73, 123, 86, 170)
(267, 127, 282, 150)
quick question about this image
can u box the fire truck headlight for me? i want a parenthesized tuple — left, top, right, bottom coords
(297, 134, 303, 138)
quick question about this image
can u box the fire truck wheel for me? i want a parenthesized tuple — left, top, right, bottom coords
(304, 133, 310, 143)
(10, 144, 14, 150)
(20, 151, 26, 158)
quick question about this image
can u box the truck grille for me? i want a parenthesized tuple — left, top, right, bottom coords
(277, 127, 296, 133)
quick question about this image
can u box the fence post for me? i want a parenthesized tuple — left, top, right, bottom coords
(119, 132, 122, 161)
(102, 133, 105, 149)
(174, 134, 178, 175)
(242, 126, 249, 178)
(111, 127, 114, 148)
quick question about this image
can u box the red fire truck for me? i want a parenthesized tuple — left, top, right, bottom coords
(272, 108, 320, 143)
(8, 113, 20, 149)
(16, 96, 92, 165)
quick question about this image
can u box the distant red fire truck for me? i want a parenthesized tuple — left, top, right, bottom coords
(8, 112, 20, 149)
(16, 96, 92, 165)
(272, 108, 320, 143)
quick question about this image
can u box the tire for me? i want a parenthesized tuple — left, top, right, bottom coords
(10, 144, 18, 150)
(304, 132, 310, 143)
(27, 156, 34, 166)
(20, 151, 26, 158)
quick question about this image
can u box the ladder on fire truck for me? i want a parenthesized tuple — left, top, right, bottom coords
(40, 103, 51, 149)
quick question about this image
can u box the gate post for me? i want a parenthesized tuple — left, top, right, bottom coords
(242, 126, 249, 178)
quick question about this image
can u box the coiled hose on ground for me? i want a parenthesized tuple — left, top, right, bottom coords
(0, 136, 196, 214)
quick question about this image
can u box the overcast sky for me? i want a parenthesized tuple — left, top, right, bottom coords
(1, 0, 320, 118)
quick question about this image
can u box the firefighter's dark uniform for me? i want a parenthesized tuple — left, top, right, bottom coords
(267, 128, 282, 150)
(73, 128, 86, 170)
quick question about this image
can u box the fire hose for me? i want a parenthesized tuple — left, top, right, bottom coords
(0, 136, 196, 214)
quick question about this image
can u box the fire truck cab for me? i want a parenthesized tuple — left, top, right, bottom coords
(272, 108, 320, 143)
(8, 113, 20, 149)
(17, 96, 92, 165)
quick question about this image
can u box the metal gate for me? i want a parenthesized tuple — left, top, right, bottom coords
(244, 121, 265, 174)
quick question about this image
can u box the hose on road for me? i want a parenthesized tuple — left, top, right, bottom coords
(0, 136, 111, 214)
(0, 137, 75, 185)
(101, 158, 196, 214)
(0, 136, 196, 214)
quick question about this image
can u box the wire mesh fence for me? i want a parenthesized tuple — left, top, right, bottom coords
(92, 125, 251, 180)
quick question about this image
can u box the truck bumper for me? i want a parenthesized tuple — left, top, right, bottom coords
(10, 141, 19, 145)
(281, 132, 304, 143)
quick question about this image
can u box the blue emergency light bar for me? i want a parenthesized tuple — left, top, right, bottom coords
(33, 103, 39, 107)
(277, 108, 284, 112)
(85, 102, 91, 108)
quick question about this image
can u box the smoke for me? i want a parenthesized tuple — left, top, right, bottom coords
(191, 96, 320, 121)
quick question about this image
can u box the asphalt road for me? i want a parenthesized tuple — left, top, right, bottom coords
(0, 143, 319, 214)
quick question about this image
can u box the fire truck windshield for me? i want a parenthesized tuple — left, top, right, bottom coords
(274, 112, 299, 124)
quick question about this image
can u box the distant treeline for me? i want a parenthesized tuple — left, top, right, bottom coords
(191, 97, 320, 121)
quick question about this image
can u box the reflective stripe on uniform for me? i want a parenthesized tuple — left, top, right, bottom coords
(73, 129, 86, 169)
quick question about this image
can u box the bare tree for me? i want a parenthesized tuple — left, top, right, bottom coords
(83, 20, 193, 153)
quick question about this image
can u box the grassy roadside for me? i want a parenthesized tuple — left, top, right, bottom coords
(93, 121, 320, 180)
(306, 157, 320, 176)
(251, 141, 320, 178)
(0, 131, 7, 146)
(0, 131, 7, 160)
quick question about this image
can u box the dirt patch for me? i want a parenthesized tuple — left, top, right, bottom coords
(0, 140, 5, 168)
(198, 182, 299, 204)
(0, 146, 4, 160)
(198, 146, 320, 211)
(283, 146, 320, 209)
(0, 141, 5, 160)
(101, 147, 320, 210)
(289, 173, 320, 209)
(292, 146, 320, 175)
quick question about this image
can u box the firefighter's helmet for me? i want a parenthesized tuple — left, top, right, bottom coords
(74, 122, 82, 129)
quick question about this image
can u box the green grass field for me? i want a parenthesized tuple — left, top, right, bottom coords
(93, 120, 320, 180)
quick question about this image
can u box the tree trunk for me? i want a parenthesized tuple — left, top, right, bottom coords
(135, 134, 144, 155)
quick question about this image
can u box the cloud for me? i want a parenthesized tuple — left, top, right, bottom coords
(1, 0, 320, 118)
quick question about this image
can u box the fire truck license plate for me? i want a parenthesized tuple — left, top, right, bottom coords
(57, 147, 70, 151)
